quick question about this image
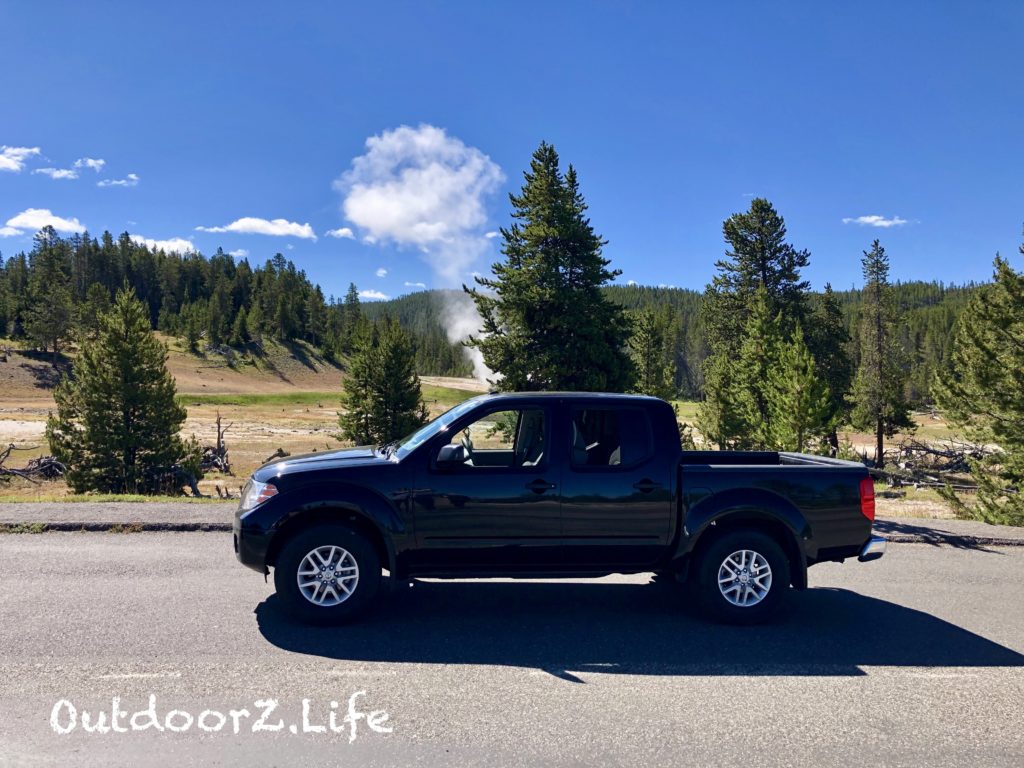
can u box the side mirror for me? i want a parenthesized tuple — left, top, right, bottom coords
(436, 443, 467, 469)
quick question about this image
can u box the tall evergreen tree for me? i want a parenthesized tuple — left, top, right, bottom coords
(629, 308, 677, 400)
(850, 240, 912, 466)
(466, 142, 634, 391)
(767, 326, 831, 452)
(700, 199, 813, 446)
(45, 286, 200, 494)
(808, 283, 854, 454)
(734, 288, 783, 448)
(25, 227, 75, 365)
(702, 198, 810, 350)
(339, 317, 428, 445)
(341, 283, 362, 354)
(934, 253, 1024, 526)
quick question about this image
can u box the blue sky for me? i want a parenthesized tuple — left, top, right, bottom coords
(2, 1, 1022, 300)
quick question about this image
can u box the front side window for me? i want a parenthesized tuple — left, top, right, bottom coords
(394, 397, 484, 459)
(435, 408, 547, 469)
(571, 408, 652, 468)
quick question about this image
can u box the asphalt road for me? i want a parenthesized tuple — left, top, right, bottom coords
(0, 532, 1022, 767)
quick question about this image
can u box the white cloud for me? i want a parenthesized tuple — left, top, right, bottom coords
(325, 227, 355, 239)
(841, 214, 908, 228)
(335, 123, 504, 284)
(4, 208, 85, 235)
(376, 267, 388, 277)
(358, 289, 389, 300)
(74, 157, 106, 172)
(627, 280, 637, 286)
(33, 167, 79, 180)
(0, 146, 40, 172)
(97, 173, 140, 188)
(130, 234, 195, 253)
(196, 216, 316, 240)
(228, 248, 249, 258)
(404, 281, 427, 289)
(0, 225, 23, 237)
(484, 230, 499, 239)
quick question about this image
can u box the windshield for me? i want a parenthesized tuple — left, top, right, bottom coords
(393, 397, 483, 459)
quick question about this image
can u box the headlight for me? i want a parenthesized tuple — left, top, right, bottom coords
(239, 479, 278, 511)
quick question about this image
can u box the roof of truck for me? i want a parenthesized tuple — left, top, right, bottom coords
(476, 391, 662, 401)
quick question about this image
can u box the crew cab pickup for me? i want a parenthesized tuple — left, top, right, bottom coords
(234, 392, 884, 624)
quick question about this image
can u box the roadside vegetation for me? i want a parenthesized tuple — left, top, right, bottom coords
(0, 141, 1022, 523)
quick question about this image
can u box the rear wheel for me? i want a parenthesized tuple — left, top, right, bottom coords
(696, 530, 790, 624)
(274, 524, 381, 624)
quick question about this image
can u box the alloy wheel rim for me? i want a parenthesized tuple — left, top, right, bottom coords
(717, 549, 772, 607)
(297, 545, 359, 607)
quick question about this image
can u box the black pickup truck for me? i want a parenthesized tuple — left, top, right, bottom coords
(234, 392, 884, 624)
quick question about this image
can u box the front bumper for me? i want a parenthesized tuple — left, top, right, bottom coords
(858, 534, 886, 562)
(234, 510, 273, 574)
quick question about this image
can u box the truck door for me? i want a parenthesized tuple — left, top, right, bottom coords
(560, 404, 673, 568)
(409, 402, 562, 570)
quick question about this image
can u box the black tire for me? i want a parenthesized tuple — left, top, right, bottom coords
(696, 530, 791, 625)
(273, 524, 381, 624)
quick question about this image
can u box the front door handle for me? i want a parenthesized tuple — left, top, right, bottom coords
(525, 479, 557, 494)
(633, 479, 662, 493)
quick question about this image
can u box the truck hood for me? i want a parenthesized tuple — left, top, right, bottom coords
(253, 446, 391, 480)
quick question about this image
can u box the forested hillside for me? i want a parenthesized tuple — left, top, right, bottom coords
(0, 226, 979, 404)
(0, 227, 472, 376)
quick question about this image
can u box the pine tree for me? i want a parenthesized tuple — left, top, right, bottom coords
(45, 286, 199, 494)
(699, 199, 813, 447)
(341, 283, 362, 354)
(807, 283, 854, 454)
(339, 321, 376, 444)
(629, 308, 677, 399)
(339, 317, 428, 445)
(850, 240, 912, 466)
(698, 353, 749, 449)
(734, 288, 784, 448)
(934, 253, 1024, 526)
(25, 227, 75, 365)
(183, 304, 202, 352)
(699, 288, 783, 448)
(78, 282, 112, 339)
(231, 306, 250, 346)
(767, 326, 831, 452)
(306, 285, 328, 347)
(702, 198, 810, 351)
(466, 142, 634, 391)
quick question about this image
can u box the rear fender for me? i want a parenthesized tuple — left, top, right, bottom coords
(675, 488, 811, 588)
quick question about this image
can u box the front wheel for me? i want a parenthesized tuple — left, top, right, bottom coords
(696, 530, 791, 624)
(273, 524, 381, 624)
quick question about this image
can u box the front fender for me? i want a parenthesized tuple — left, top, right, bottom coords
(264, 481, 407, 537)
(239, 481, 408, 573)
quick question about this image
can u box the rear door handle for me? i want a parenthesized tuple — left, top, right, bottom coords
(633, 479, 662, 493)
(526, 479, 557, 494)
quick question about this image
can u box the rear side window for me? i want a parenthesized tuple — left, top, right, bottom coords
(570, 408, 653, 467)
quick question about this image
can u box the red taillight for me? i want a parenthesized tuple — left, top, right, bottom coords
(859, 476, 876, 522)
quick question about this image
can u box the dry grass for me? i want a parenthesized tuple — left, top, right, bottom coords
(0, 339, 962, 518)
(0, 339, 482, 499)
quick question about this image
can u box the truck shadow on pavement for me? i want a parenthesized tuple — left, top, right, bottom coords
(255, 581, 1024, 680)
